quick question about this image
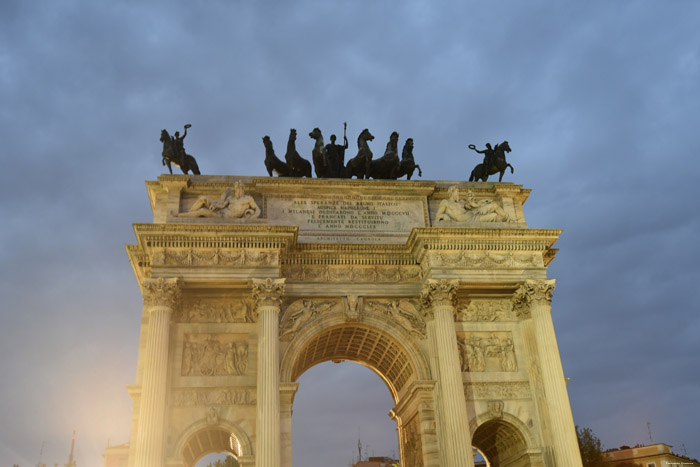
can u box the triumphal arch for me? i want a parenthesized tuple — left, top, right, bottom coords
(124, 175, 583, 467)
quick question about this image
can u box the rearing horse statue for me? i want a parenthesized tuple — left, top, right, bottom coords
(160, 125, 201, 175)
(468, 141, 513, 182)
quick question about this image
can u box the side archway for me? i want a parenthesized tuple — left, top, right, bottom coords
(173, 419, 253, 467)
(470, 413, 537, 467)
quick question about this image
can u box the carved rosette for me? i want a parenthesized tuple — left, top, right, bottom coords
(419, 279, 459, 320)
(251, 278, 286, 317)
(512, 279, 556, 318)
(142, 277, 181, 309)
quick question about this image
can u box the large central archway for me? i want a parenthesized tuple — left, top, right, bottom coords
(279, 308, 434, 466)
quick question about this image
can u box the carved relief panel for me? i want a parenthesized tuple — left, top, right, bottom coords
(182, 334, 249, 376)
(456, 299, 517, 322)
(457, 331, 517, 372)
(179, 298, 254, 323)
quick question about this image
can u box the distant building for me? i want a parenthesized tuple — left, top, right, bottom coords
(353, 456, 399, 467)
(102, 442, 129, 467)
(603, 443, 700, 467)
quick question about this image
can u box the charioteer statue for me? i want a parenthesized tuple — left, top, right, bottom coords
(324, 122, 349, 178)
(468, 141, 513, 182)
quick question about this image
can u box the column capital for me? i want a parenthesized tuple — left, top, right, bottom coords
(252, 278, 286, 309)
(142, 277, 181, 309)
(512, 279, 556, 318)
(420, 279, 459, 319)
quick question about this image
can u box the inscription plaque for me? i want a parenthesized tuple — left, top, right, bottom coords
(266, 194, 427, 244)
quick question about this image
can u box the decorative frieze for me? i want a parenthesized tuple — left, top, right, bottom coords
(182, 334, 248, 376)
(457, 332, 517, 372)
(179, 298, 254, 323)
(365, 299, 426, 338)
(142, 277, 181, 308)
(280, 299, 339, 337)
(430, 251, 541, 268)
(282, 264, 421, 282)
(152, 248, 278, 267)
(456, 299, 515, 322)
(171, 387, 256, 407)
(512, 279, 556, 318)
(465, 382, 531, 400)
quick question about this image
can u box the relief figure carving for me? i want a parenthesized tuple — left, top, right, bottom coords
(179, 181, 261, 219)
(343, 295, 363, 322)
(280, 299, 337, 337)
(435, 186, 512, 223)
(457, 332, 517, 372)
(365, 299, 426, 338)
(182, 334, 248, 376)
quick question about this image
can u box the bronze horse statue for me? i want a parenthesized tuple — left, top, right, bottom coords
(262, 135, 290, 177)
(345, 129, 374, 179)
(367, 131, 401, 179)
(395, 138, 422, 180)
(468, 141, 513, 182)
(284, 129, 312, 177)
(309, 127, 328, 178)
(160, 126, 200, 175)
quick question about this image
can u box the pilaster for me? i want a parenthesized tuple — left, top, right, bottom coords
(280, 382, 299, 467)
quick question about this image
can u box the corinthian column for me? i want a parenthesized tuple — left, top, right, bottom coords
(134, 277, 181, 467)
(513, 279, 583, 467)
(252, 278, 286, 467)
(420, 279, 474, 467)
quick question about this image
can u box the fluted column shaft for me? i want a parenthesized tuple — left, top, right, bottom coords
(134, 278, 180, 467)
(421, 280, 474, 467)
(514, 280, 582, 467)
(252, 278, 285, 467)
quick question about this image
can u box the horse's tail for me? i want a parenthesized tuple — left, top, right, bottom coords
(187, 155, 201, 175)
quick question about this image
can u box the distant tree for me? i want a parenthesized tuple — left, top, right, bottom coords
(205, 456, 239, 467)
(576, 425, 606, 467)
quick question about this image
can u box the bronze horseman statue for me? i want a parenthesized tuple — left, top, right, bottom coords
(468, 141, 513, 182)
(160, 124, 201, 175)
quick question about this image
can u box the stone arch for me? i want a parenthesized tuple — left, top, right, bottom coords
(469, 413, 536, 467)
(279, 308, 432, 402)
(173, 419, 253, 467)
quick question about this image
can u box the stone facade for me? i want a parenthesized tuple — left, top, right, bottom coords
(124, 175, 581, 467)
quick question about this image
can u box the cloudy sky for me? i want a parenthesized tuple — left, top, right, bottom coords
(1, 1, 699, 466)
